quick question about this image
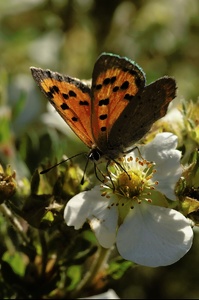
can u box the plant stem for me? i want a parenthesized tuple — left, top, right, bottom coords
(71, 246, 112, 298)
(0, 203, 29, 245)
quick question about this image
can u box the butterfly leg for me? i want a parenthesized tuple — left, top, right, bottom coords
(80, 156, 90, 185)
(109, 158, 131, 182)
(95, 162, 114, 187)
(123, 145, 143, 159)
(105, 160, 116, 191)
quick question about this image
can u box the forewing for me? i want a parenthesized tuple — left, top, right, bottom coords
(109, 76, 177, 153)
(31, 67, 94, 148)
(91, 53, 146, 152)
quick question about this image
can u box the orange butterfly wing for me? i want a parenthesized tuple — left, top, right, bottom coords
(30, 68, 94, 149)
(90, 53, 146, 154)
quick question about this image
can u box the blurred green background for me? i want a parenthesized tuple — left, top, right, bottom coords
(0, 0, 199, 298)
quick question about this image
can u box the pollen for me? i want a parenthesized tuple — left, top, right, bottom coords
(117, 171, 143, 198)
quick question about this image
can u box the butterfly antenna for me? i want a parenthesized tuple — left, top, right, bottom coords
(80, 155, 90, 185)
(40, 152, 86, 174)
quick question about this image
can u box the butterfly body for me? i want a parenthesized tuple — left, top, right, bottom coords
(31, 53, 176, 163)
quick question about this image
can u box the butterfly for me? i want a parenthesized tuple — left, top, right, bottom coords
(30, 52, 176, 168)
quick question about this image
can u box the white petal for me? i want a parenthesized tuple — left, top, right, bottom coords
(153, 166, 181, 200)
(80, 289, 120, 299)
(90, 206, 118, 248)
(140, 133, 182, 200)
(141, 133, 179, 164)
(64, 186, 118, 247)
(64, 190, 94, 229)
(144, 132, 178, 155)
(116, 202, 193, 267)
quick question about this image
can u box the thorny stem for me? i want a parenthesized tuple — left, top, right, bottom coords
(71, 246, 112, 298)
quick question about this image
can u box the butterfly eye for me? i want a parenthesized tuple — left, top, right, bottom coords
(88, 148, 103, 162)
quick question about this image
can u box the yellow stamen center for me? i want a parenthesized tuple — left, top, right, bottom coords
(117, 171, 143, 198)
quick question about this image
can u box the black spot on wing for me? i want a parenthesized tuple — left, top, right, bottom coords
(99, 114, 108, 120)
(61, 103, 69, 110)
(79, 100, 89, 106)
(62, 93, 69, 99)
(103, 78, 111, 85)
(47, 85, 60, 98)
(120, 81, 129, 90)
(99, 98, 109, 106)
(69, 90, 77, 97)
(124, 94, 134, 101)
(113, 86, 119, 92)
(46, 91, 54, 98)
(72, 116, 78, 122)
(95, 84, 103, 90)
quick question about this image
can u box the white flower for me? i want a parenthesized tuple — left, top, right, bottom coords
(64, 133, 193, 267)
(79, 288, 120, 299)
